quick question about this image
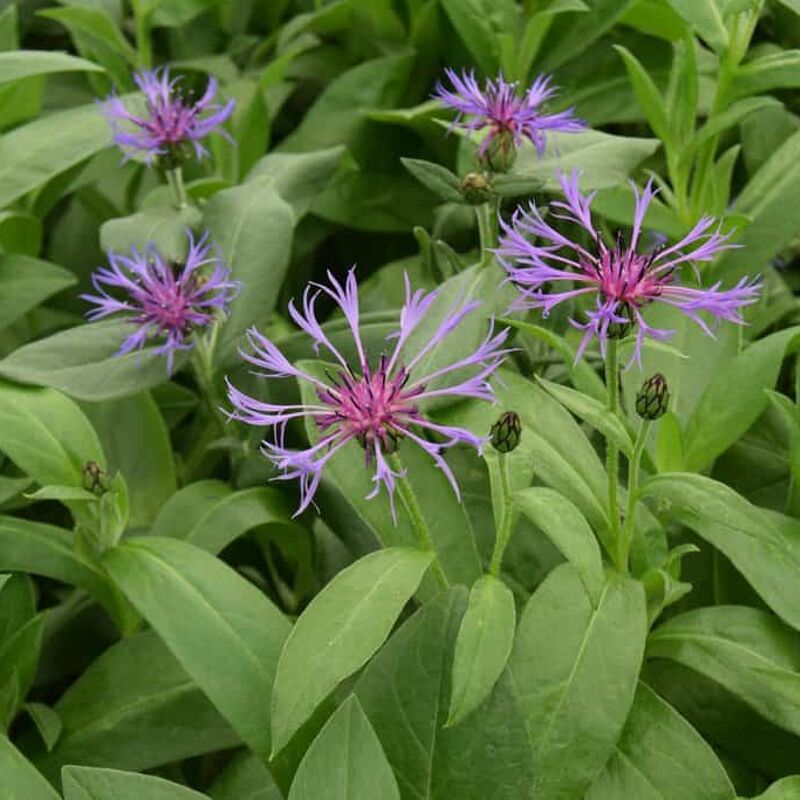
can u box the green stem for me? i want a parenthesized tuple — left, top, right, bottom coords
(605, 339, 622, 546)
(388, 453, 448, 589)
(617, 419, 651, 573)
(166, 166, 188, 210)
(191, 325, 226, 437)
(476, 201, 495, 268)
(489, 454, 514, 576)
(131, 0, 153, 69)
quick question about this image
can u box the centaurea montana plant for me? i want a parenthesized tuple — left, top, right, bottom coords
(83, 230, 239, 375)
(226, 270, 510, 542)
(434, 69, 584, 171)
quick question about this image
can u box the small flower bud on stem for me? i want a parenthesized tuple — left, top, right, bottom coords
(636, 373, 669, 420)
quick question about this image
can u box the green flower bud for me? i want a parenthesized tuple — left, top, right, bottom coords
(82, 460, 111, 497)
(490, 411, 522, 453)
(483, 130, 517, 173)
(636, 373, 669, 420)
(460, 172, 492, 205)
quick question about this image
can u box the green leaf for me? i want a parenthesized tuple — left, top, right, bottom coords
(24, 703, 62, 752)
(640, 473, 800, 631)
(745, 777, 800, 799)
(447, 575, 516, 726)
(99, 205, 203, 263)
(648, 605, 800, 737)
(683, 327, 800, 471)
(271, 547, 433, 755)
(0, 255, 76, 331)
(401, 158, 464, 203)
(0, 51, 104, 84)
(585, 682, 736, 800)
(0, 382, 103, 487)
(62, 766, 210, 800)
(0, 734, 60, 800)
(732, 51, 800, 98)
(205, 178, 294, 368)
(0, 97, 113, 209)
(151, 480, 293, 554)
(515, 487, 606, 604)
(0, 321, 174, 402)
(536, 375, 634, 457)
(686, 97, 781, 156)
(0, 210, 42, 255)
(32, 632, 237, 781)
(664, 0, 729, 52)
(208, 752, 281, 800)
(38, 7, 136, 65)
(508, 564, 647, 800)
(83, 393, 176, 530)
(354, 588, 535, 799)
(0, 614, 43, 727)
(440, 0, 517, 74)
(288, 696, 400, 800)
(510, 130, 660, 192)
(25, 486, 98, 502)
(614, 45, 673, 146)
(103, 537, 291, 757)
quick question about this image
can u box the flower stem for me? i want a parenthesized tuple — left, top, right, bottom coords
(166, 166, 188, 210)
(388, 453, 449, 589)
(489, 453, 514, 576)
(191, 324, 226, 436)
(605, 339, 622, 548)
(476, 201, 495, 268)
(617, 419, 651, 573)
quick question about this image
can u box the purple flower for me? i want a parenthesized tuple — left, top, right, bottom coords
(434, 69, 584, 161)
(83, 230, 239, 374)
(226, 269, 510, 519)
(103, 67, 235, 164)
(496, 171, 761, 365)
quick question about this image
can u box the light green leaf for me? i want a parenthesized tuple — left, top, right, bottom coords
(38, 7, 136, 65)
(732, 50, 800, 98)
(664, 0, 729, 52)
(62, 766, 210, 799)
(745, 777, 800, 799)
(515, 487, 606, 604)
(24, 703, 62, 752)
(103, 537, 291, 757)
(0, 255, 76, 331)
(0, 50, 104, 84)
(686, 97, 781, 155)
(440, 0, 517, 74)
(585, 682, 735, 800)
(288, 696, 400, 800)
(208, 752, 282, 800)
(271, 547, 433, 755)
(401, 158, 464, 203)
(447, 575, 516, 726)
(508, 564, 646, 800)
(0, 734, 60, 800)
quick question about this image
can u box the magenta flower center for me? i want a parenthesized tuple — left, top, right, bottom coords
(316, 357, 423, 454)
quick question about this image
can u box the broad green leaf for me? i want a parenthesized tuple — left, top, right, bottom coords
(641, 473, 800, 631)
(208, 752, 282, 800)
(716, 128, 800, 280)
(298, 361, 482, 590)
(38, 7, 136, 64)
(32, 632, 237, 781)
(683, 328, 800, 471)
(745, 777, 800, 799)
(355, 588, 535, 799)
(585, 682, 735, 800)
(99, 206, 203, 263)
(0, 574, 35, 647)
(0, 51, 104, 84)
(288, 696, 400, 800)
(0, 382, 103, 487)
(447, 575, 516, 726)
(536, 375, 634, 457)
(0, 99, 113, 209)
(205, 178, 294, 367)
(0, 255, 76, 332)
(664, 0, 729, 52)
(0, 321, 174, 402)
(506, 130, 660, 192)
(614, 45, 673, 145)
(440, 0, 517, 74)
(151, 480, 293, 554)
(732, 51, 800, 98)
(271, 547, 433, 755)
(515, 487, 605, 604)
(508, 564, 647, 800)
(84, 393, 176, 530)
(103, 537, 291, 757)
(0, 734, 60, 800)
(648, 605, 800, 737)
(62, 766, 210, 799)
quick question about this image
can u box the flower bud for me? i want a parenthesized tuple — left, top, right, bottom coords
(82, 460, 111, 497)
(483, 130, 517, 173)
(490, 411, 522, 453)
(636, 373, 669, 420)
(460, 172, 492, 205)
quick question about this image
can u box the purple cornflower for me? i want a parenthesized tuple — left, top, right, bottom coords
(103, 67, 235, 165)
(496, 171, 761, 365)
(434, 69, 584, 165)
(83, 231, 239, 374)
(226, 269, 510, 519)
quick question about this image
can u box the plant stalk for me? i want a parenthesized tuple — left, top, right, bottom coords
(489, 453, 514, 576)
(617, 419, 651, 572)
(605, 339, 622, 549)
(166, 166, 189, 210)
